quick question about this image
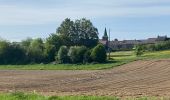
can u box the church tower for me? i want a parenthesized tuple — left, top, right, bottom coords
(102, 28, 108, 41)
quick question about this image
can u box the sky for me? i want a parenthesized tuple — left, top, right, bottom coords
(0, 0, 170, 41)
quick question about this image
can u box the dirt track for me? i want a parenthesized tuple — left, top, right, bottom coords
(1, 59, 170, 97)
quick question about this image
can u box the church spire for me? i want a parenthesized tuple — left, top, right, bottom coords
(102, 28, 108, 41)
(104, 27, 108, 37)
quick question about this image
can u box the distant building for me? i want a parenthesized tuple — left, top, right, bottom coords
(99, 28, 109, 50)
(99, 29, 169, 51)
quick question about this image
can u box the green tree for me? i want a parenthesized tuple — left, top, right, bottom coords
(27, 38, 45, 63)
(73, 18, 99, 47)
(68, 46, 79, 63)
(56, 46, 69, 63)
(44, 42, 56, 63)
(91, 44, 107, 63)
(84, 49, 92, 63)
(0, 40, 11, 64)
(57, 18, 99, 47)
(21, 38, 33, 50)
(76, 46, 88, 63)
(46, 34, 62, 52)
(135, 45, 144, 56)
(9, 42, 26, 64)
(57, 18, 74, 37)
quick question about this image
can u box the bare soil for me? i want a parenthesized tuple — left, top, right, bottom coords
(1, 59, 170, 97)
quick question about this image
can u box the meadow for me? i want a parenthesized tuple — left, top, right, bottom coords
(0, 92, 167, 100)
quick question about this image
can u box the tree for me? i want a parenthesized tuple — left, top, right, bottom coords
(72, 18, 99, 47)
(68, 46, 78, 63)
(56, 18, 99, 47)
(0, 40, 26, 64)
(44, 42, 56, 63)
(21, 38, 33, 50)
(9, 42, 26, 64)
(91, 44, 107, 63)
(0, 40, 11, 64)
(27, 38, 45, 63)
(57, 18, 74, 37)
(135, 45, 144, 56)
(46, 34, 62, 52)
(76, 46, 88, 63)
(84, 49, 92, 63)
(56, 46, 69, 63)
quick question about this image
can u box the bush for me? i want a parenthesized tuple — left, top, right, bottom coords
(76, 46, 88, 63)
(91, 44, 107, 63)
(135, 45, 144, 56)
(84, 49, 92, 63)
(68, 46, 78, 63)
(27, 38, 45, 63)
(56, 46, 68, 63)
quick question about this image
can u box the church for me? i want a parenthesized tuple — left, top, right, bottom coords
(99, 28, 109, 50)
(99, 28, 169, 51)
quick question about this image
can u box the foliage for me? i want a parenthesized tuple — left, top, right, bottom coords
(0, 41, 26, 64)
(135, 45, 144, 56)
(91, 44, 107, 63)
(44, 42, 56, 63)
(56, 46, 69, 63)
(0, 18, 101, 65)
(84, 49, 93, 63)
(27, 38, 45, 63)
(68, 46, 79, 63)
(57, 18, 99, 47)
(76, 46, 88, 63)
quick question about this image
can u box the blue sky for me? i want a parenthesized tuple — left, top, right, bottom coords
(0, 0, 170, 41)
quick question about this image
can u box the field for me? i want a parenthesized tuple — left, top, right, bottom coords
(1, 50, 170, 99)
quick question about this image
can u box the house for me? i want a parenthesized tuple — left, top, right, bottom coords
(99, 28, 169, 51)
(109, 35, 169, 51)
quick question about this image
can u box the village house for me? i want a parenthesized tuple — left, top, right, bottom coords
(99, 28, 169, 51)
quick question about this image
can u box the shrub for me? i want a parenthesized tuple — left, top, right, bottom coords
(56, 46, 69, 63)
(91, 44, 107, 63)
(84, 49, 92, 63)
(76, 46, 88, 63)
(68, 46, 78, 63)
(27, 38, 45, 63)
(135, 45, 144, 56)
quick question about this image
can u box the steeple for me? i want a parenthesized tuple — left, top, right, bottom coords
(104, 28, 108, 37)
(102, 28, 108, 41)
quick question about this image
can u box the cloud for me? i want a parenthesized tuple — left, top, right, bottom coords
(0, 0, 170, 25)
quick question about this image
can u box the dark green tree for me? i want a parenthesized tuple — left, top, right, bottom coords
(76, 46, 88, 63)
(73, 18, 99, 47)
(57, 18, 99, 47)
(44, 42, 56, 63)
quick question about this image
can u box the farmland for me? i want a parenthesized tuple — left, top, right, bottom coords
(0, 50, 170, 100)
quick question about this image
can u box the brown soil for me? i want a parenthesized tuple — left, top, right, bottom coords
(1, 59, 170, 97)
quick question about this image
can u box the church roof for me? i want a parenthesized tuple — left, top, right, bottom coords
(103, 28, 108, 37)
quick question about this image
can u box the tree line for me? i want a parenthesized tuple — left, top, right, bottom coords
(0, 18, 107, 64)
(135, 40, 170, 56)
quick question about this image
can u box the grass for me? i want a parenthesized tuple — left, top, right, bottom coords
(0, 92, 168, 100)
(0, 62, 125, 70)
(0, 50, 170, 70)
(0, 92, 119, 100)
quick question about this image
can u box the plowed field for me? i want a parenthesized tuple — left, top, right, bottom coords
(1, 59, 170, 97)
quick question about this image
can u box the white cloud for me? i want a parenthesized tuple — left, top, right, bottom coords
(0, 0, 170, 25)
